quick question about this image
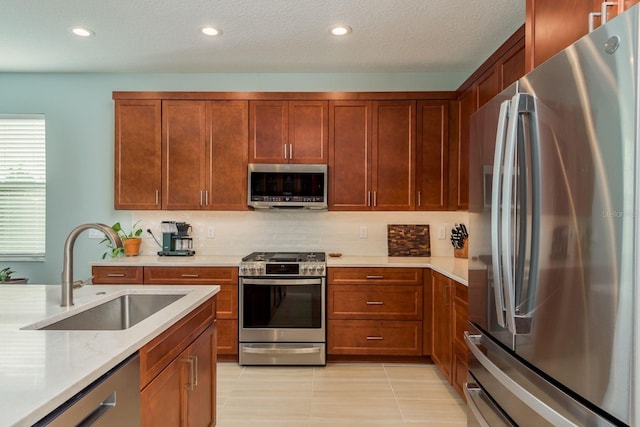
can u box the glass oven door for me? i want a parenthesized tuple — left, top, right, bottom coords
(239, 277, 325, 343)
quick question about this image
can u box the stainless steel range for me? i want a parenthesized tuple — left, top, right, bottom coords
(239, 252, 326, 366)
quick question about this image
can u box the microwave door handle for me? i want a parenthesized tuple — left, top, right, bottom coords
(491, 99, 511, 328)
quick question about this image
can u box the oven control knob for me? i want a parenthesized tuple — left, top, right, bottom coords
(301, 264, 308, 274)
(241, 264, 249, 275)
(256, 264, 264, 275)
(317, 264, 325, 275)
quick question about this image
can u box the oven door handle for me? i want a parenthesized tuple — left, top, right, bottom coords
(241, 278, 323, 286)
(241, 345, 322, 355)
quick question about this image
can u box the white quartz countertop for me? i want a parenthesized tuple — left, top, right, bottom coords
(91, 254, 242, 267)
(327, 256, 468, 285)
(93, 255, 468, 285)
(0, 283, 219, 427)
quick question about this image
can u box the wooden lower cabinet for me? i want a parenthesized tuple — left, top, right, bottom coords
(432, 271, 469, 400)
(139, 297, 216, 426)
(328, 320, 422, 356)
(452, 282, 469, 399)
(327, 267, 424, 359)
(432, 271, 453, 378)
(141, 322, 216, 427)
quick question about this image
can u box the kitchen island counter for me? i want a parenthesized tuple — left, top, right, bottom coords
(327, 256, 468, 285)
(0, 283, 219, 427)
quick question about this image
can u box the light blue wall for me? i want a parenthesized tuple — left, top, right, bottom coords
(0, 71, 467, 284)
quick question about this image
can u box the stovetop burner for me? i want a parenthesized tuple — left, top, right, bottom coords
(242, 252, 326, 262)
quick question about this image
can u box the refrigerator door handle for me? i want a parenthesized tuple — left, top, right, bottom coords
(501, 94, 521, 336)
(491, 99, 511, 328)
(465, 332, 579, 427)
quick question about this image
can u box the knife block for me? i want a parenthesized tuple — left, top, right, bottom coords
(454, 239, 468, 259)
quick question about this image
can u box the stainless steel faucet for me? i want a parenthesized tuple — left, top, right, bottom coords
(61, 223, 123, 307)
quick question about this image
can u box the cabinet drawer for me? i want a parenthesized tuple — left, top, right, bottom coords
(139, 297, 215, 387)
(216, 283, 238, 319)
(91, 266, 143, 284)
(328, 267, 422, 285)
(144, 266, 238, 285)
(327, 320, 422, 356)
(216, 319, 238, 356)
(328, 284, 422, 320)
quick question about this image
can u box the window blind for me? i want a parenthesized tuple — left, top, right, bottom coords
(0, 114, 46, 260)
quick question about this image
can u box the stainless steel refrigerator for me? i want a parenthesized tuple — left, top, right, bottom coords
(467, 5, 640, 426)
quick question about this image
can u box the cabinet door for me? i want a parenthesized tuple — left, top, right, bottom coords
(372, 101, 416, 211)
(452, 87, 476, 210)
(208, 101, 249, 210)
(329, 101, 372, 210)
(249, 101, 288, 163)
(289, 101, 328, 163)
(187, 323, 216, 427)
(432, 271, 452, 380)
(416, 101, 449, 210)
(498, 37, 526, 91)
(525, 0, 598, 70)
(141, 350, 187, 426)
(476, 66, 499, 109)
(114, 100, 161, 209)
(162, 100, 208, 210)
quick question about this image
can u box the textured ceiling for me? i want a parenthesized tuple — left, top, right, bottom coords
(0, 0, 525, 74)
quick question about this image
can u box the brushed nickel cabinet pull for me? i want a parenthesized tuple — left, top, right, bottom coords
(366, 301, 384, 305)
(374, 191, 377, 207)
(366, 336, 384, 340)
(181, 274, 199, 278)
(155, 190, 159, 206)
(182, 357, 196, 391)
(366, 275, 384, 280)
(289, 144, 293, 159)
(367, 191, 371, 206)
(418, 191, 421, 207)
(284, 144, 288, 160)
(107, 273, 126, 277)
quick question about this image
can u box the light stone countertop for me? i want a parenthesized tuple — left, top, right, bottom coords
(326, 256, 468, 285)
(0, 284, 219, 427)
(93, 255, 468, 285)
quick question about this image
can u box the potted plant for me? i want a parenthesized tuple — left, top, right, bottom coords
(0, 267, 29, 284)
(102, 221, 143, 258)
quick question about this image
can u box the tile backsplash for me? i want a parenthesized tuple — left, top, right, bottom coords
(133, 210, 469, 257)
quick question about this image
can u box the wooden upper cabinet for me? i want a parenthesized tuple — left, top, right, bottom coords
(499, 39, 526, 90)
(476, 66, 499, 109)
(208, 101, 249, 210)
(289, 101, 328, 163)
(416, 101, 449, 210)
(525, 0, 638, 71)
(372, 101, 416, 211)
(162, 100, 209, 210)
(249, 101, 288, 163)
(329, 101, 371, 210)
(453, 87, 476, 211)
(250, 100, 328, 164)
(329, 100, 416, 211)
(114, 100, 161, 209)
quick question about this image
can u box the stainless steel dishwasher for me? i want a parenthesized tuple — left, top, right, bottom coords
(34, 353, 140, 426)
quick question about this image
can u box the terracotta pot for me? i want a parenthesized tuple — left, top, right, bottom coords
(123, 237, 142, 256)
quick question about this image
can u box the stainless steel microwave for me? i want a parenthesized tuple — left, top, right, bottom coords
(247, 163, 328, 210)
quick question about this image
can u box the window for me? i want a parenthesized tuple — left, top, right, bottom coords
(0, 115, 46, 260)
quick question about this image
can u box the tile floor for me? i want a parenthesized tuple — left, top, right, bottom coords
(216, 362, 467, 427)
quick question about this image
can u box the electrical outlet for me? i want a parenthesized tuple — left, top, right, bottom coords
(438, 226, 446, 240)
(88, 229, 104, 239)
(359, 226, 368, 239)
(207, 227, 215, 238)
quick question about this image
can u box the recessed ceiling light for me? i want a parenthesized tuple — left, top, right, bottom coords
(71, 27, 95, 37)
(330, 25, 351, 36)
(201, 26, 222, 36)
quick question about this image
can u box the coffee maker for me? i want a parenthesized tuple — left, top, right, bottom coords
(157, 221, 195, 256)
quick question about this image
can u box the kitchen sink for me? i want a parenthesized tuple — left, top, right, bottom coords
(37, 293, 185, 331)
